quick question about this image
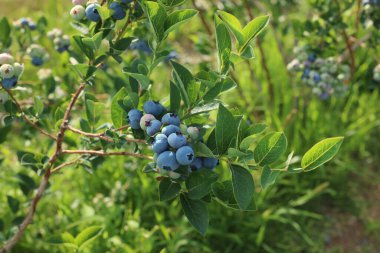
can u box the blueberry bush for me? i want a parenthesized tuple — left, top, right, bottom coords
(1, 0, 380, 252)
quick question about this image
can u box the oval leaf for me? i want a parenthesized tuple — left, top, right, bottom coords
(159, 177, 181, 201)
(254, 132, 287, 166)
(301, 137, 344, 171)
(180, 194, 209, 235)
(230, 164, 255, 210)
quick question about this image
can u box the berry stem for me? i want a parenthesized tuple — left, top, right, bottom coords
(62, 149, 153, 160)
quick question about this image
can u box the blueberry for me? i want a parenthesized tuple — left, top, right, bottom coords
(165, 51, 179, 62)
(71, 5, 86, 21)
(13, 63, 24, 77)
(139, 114, 156, 130)
(121, 0, 133, 3)
(175, 146, 194, 165)
(202, 157, 219, 170)
(109, 2, 126, 20)
(161, 125, 181, 137)
(161, 113, 180, 126)
(85, 4, 101, 22)
(20, 18, 29, 26)
(128, 109, 143, 129)
(143, 100, 165, 117)
(157, 151, 179, 171)
(130, 40, 152, 54)
(28, 22, 36, 30)
(152, 134, 169, 154)
(1, 76, 18, 89)
(168, 132, 187, 149)
(0, 53, 14, 65)
(0, 64, 14, 79)
(301, 68, 310, 79)
(146, 119, 162, 136)
(187, 126, 200, 140)
(319, 93, 329, 100)
(31, 57, 43, 66)
(308, 53, 316, 62)
(313, 73, 321, 83)
(57, 45, 70, 53)
(190, 157, 203, 171)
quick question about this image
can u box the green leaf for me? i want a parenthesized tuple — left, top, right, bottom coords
(247, 123, 267, 135)
(172, 61, 193, 108)
(82, 32, 103, 51)
(0, 17, 11, 47)
(111, 88, 129, 128)
(301, 137, 344, 171)
(216, 11, 244, 47)
(170, 81, 181, 112)
(48, 232, 76, 248)
(158, 0, 186, 7)
(214, 15, 232, 74)
(70, 64, 97, 80)
(159, 178, 181, 201)
(145, 1, 167, 41)
(73, 36, 94, 60)
(254, 132, 287, 166)
(180, 194, 209, 235)
(240, 15, 270, 53)
(112, 37, 134, 53)
(85, 100, 103, 126)
(33, 96, 44, 116)
(203, 77, 236, 102)
(124, 72, 150, 90)
(123, 92, 139, 110)
(192, 142, 215, 158)
(74, 226, 103, 248)
(230, 164, 255, 210)
(164, 9, 198, 37)
(215, 104, 237, 154)
(212, 180, 256, 211)
(261, 165, 280, 189)
(7, 195, 20, 213)
(186, 170, 218, 199)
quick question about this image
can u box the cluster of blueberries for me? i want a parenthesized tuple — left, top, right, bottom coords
(287, 47, 349, 100)
(26, 44, 49, 67)
(128, 101, 218, 175)
(0, 53, 24, 89)
(362, 0, 380, 28)
(70, 0, 132, 22)
(13, 17, 36, 31)
(47, 29, 70, 53)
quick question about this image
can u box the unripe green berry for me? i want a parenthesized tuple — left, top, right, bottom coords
(70, 5, 86, 21)
(13, 63, 24, 78)
(0, 64, 15, 79)
(0, 53, 14, 65)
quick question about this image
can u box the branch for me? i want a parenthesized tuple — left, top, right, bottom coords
(341, 29, 356, 80)
(51, 157, 82, 174)
(191, 0, 213, 36)
(62, 149, 153, 160)
(4, 90, 56, 140)
(67, 125, 147, 144)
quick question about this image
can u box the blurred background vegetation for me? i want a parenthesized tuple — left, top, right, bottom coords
(1, 0, 380, 252)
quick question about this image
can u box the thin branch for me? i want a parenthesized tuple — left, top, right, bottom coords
(62, 149, 153, 160)
(51, 157, 82, 174)
(191, 0, 213, 36)
(342, 29, 356, 80)
(4, 90, 56, 140)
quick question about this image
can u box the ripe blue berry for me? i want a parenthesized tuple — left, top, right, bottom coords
(161, 113, 180, 126)
(109, 2, 126, 20)
(202, 157, 219, 170)
(130, 39, 152, 54)
(157, 151, 179, 171)
(175, 146, 194, 165)
(308, 53, 316, 62)
(161, 125, 181, 137)
(1, 76, 18, 89)
(168, 132, 187, 149)
(31, 57, 43, 66)
(146, 119, 162, 136)
(128, 109, 143, 129)
(85, 4, 101, 22)
(143, 100, 165, 117)
(152, 134, 169, 154)
(121, 0, 133, 3)
(190, 157, 202, 171)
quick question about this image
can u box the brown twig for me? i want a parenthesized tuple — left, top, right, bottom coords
(51, 157, 82, 174)
(0, 84, 85, 253)
(62, 149, 153, 160)
(341, 29, 356, 80)
(4, 90, 56, 140)
(191, 0, 213, 36)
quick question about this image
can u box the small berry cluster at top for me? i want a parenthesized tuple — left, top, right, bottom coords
(70, 0, 133, 22)
(287, 47, 349, 100)
(13, 17, 36, 31)
(0, 53, 24, 90)
(128, 101, 218, 178)
(26, 44, 49, 66)
(47, 28, 70, 53)
(362, 0, 380, 28)
(374, 64, 380, 82)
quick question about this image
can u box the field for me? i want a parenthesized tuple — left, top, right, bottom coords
(1, 0, 380, 252)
